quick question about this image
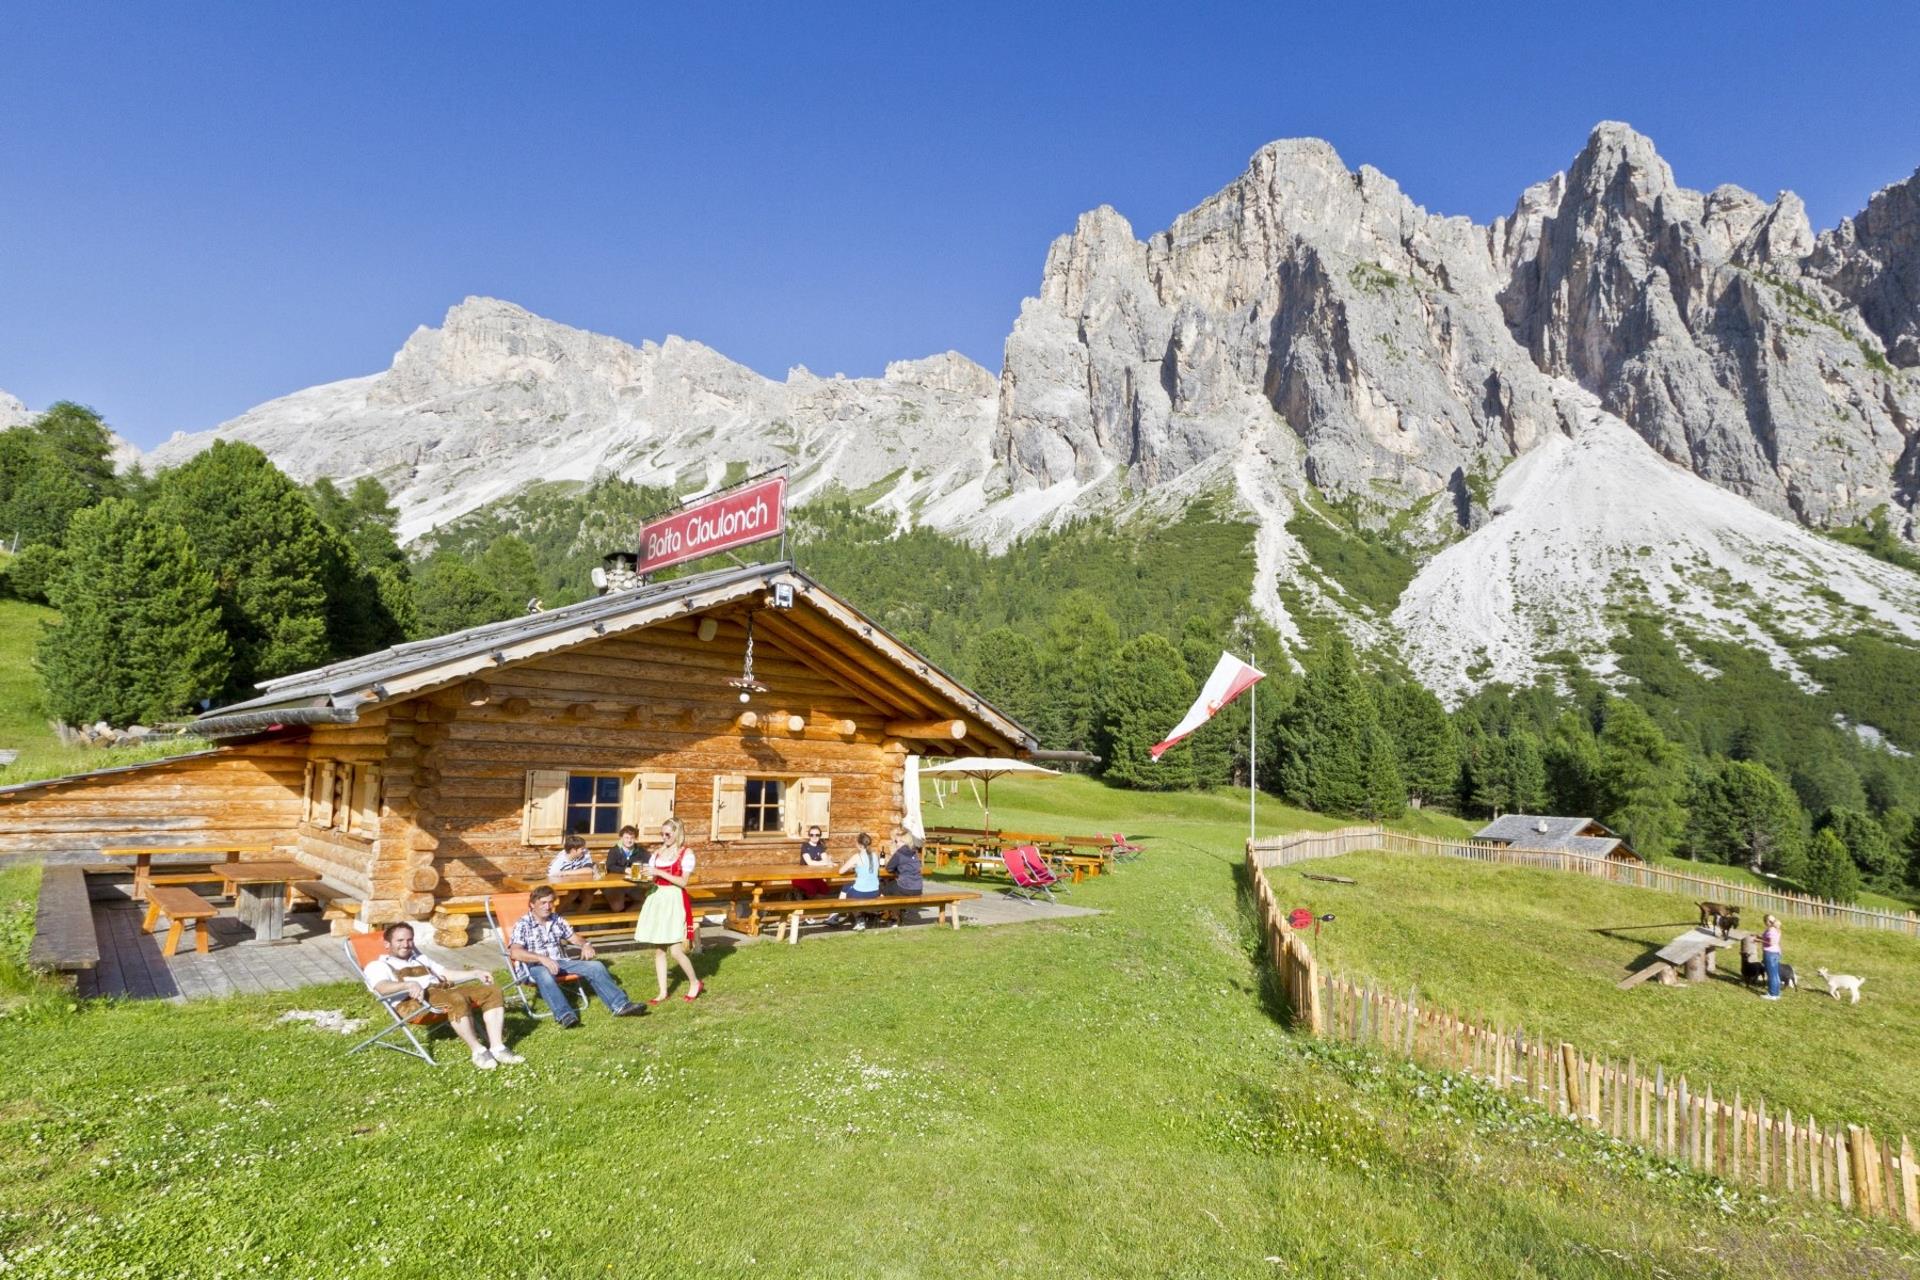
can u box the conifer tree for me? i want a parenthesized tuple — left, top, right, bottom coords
(1038, 591, 1119, 756)
(411, 553, 514, 637)
(1505, 731, 1549, 814)
(37, 499, 229, 725)
(1685, 759, 1806, 873)
(148, 441, 334, 692)
(28, 402, 122, 501)
(1544, 710, 1603, 815)
(964, 627, 1046, 732)
(1382, 681, 1457, 808)
(1273, 639, 1402, 818)
(0, 428, 93, 549)
(1096, 633, 1196, 790)
(1595, 701, 1687, 858)
(1803, 827, 1861, 903)
(1818, 807, 1897, 886)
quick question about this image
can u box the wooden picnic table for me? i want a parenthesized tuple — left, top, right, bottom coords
(500, 864, 852, 937)
(218, 859, 310, 942)
(100, 844, 270, 902)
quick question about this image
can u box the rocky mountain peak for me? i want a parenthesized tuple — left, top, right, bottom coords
(1810, 166, 1920, 367)
(0, 389, 31, 430)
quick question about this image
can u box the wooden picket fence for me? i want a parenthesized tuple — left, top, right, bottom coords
(1249, 825, 1920, 937)
(1245, 830, 1920, 1230)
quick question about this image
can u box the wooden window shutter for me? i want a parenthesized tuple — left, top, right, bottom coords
(523, 770, 569, 845)
(302, 762, 315, 823)
(350, 765, 381, 835)
(801, 776, 832, 838)
(623, 772, 676, 834)
(313, 761, 336, 828)
(336, 765, 356, 831)
(710, 775, 747, 842)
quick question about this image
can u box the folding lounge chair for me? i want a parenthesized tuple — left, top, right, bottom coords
(1108, 832, 1143, 862)
(1002, 845, 1062, 902)
(485, 893, 587, 1020)
(344, 931, 447, 1066)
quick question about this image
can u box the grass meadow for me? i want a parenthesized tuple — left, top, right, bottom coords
(1, 777, 1916, 1277)
(1266, 851, 1920, 1134)
(0, 598, 208, 787)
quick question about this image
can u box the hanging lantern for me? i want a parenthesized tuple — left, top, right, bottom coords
(726, 612, 769, 703)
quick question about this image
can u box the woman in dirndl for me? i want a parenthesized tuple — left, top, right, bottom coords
(633, 817, 704, 1003)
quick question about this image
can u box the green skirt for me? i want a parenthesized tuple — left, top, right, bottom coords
(633, 883, 690, 945)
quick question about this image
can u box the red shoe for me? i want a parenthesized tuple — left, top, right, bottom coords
(683, 980, 704, 1003)
(647, 996, 667, 1007)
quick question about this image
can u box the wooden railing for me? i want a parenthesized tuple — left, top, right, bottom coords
(1244, 828, 1920, 1230)
(1249, 825, 1920, 936)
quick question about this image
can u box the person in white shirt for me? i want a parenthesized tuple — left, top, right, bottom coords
(363, 923, 524, 1070)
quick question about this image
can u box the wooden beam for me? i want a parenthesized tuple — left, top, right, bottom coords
(885, 719, 967, 740)
(752, 612, 913, 718)
(696, 617, 720, 642)
(773, 604, 945, 718)
(459, 679, 493, 706)
(736, 711, 760, 731)
(501, 696, 532, 717)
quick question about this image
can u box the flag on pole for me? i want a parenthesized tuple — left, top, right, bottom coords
(1151, 651, 1266, 761)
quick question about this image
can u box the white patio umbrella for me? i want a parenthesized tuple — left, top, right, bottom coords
(918, 757, 1061, 836)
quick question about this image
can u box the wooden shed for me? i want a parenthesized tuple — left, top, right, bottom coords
(1472, 814, 1642, 864)
(0, 561, 1037, 925)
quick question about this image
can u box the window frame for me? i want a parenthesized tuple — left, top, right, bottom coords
(741, 777, 786, 838)
(565, 772, 627, 842)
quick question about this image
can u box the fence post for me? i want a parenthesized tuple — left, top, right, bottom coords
(1903, 1135, 1919, 1231)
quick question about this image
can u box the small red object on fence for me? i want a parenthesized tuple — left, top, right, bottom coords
(1288, 908, 1314, 931)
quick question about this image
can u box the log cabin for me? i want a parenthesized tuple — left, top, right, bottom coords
(0, 561, 1038, 926)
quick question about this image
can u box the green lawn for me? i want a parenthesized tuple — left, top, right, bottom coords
(0, 598, 208, 787)
(0, 779, 1911, 1277)
(1268, 851, 1920, 1134)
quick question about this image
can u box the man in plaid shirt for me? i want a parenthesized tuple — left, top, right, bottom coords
(506, 885, 645, 1026)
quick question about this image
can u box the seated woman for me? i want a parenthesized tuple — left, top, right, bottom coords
(831, 832, 884, 931)
(794, 824, 834, 898)
(881, 826, 923, 901)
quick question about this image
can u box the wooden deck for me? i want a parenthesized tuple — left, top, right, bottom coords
(76, 884, 1097, 1001)
(80, 902, 377, 1001)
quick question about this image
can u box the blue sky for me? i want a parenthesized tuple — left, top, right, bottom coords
(3, 2, 1916, 448)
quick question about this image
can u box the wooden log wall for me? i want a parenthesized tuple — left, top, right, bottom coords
(0, 743, 307, 859)
(1243, 836, 1920, 1233)
(373, 616, 909, 915)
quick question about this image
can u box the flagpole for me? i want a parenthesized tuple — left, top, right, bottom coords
(1248, 657, 1257, 843)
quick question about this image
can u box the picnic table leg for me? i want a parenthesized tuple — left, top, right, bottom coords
(134, 853, 151, 903)
(194, 919, 210, 955)
(236, 883, 287, 942)
(141, 900, 162, 934)
(162, 918, 184, 958)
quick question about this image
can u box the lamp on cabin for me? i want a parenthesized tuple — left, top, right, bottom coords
(726, 612, 769, 703)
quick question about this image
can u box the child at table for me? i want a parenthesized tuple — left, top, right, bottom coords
(546, 832, 596, 912)
(632, 818, 704, 1003)
(604, 824, 643, 912)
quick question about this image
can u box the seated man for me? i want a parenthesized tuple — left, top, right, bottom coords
(507, 885, 647, 1026)
(363, 922, 525, 1070)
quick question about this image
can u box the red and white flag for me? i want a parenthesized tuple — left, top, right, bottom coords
(1151, 651, 1266, 761)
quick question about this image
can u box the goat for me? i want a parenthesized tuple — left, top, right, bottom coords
(1815, 968, 1865, 1004)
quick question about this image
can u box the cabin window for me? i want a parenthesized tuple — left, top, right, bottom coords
(567, 773, 625, 837)
(743, 778, 785, 835)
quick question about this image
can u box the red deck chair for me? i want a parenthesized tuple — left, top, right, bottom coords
(345, 931, 447, 1066)
(485, 893, 587, 1020)
(1108, 832, 1143, 862)
(1003, 845, 1063, 901)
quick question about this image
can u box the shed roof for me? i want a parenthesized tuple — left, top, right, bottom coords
(1474, 814, 1614, 849)
(194, 561, 1036, 754)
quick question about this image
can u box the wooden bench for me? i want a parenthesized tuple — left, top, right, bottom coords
(288, 880, 361, 921)
(27, 865, 99, 983)
(759, 890, 980, 944)
(141, 886, 220, 957)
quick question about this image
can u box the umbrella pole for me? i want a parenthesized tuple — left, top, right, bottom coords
(983, 776, 991, 838)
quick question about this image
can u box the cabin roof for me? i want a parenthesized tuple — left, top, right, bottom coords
(1473, 814, 1637, 861)
(194, 561, 1036, 754)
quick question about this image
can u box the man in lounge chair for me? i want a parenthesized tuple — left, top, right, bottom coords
(362, 922, 525, 1070)
(506, 885, 647, 1027)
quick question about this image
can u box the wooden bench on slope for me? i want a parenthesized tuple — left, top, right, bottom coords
(759, 890, 980, 944)
(27, 865, 99, 985)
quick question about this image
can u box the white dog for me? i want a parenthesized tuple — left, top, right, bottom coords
(1816, 968, 1866, 1004)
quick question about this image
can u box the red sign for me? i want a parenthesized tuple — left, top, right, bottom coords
(638, 475, 787, 575)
